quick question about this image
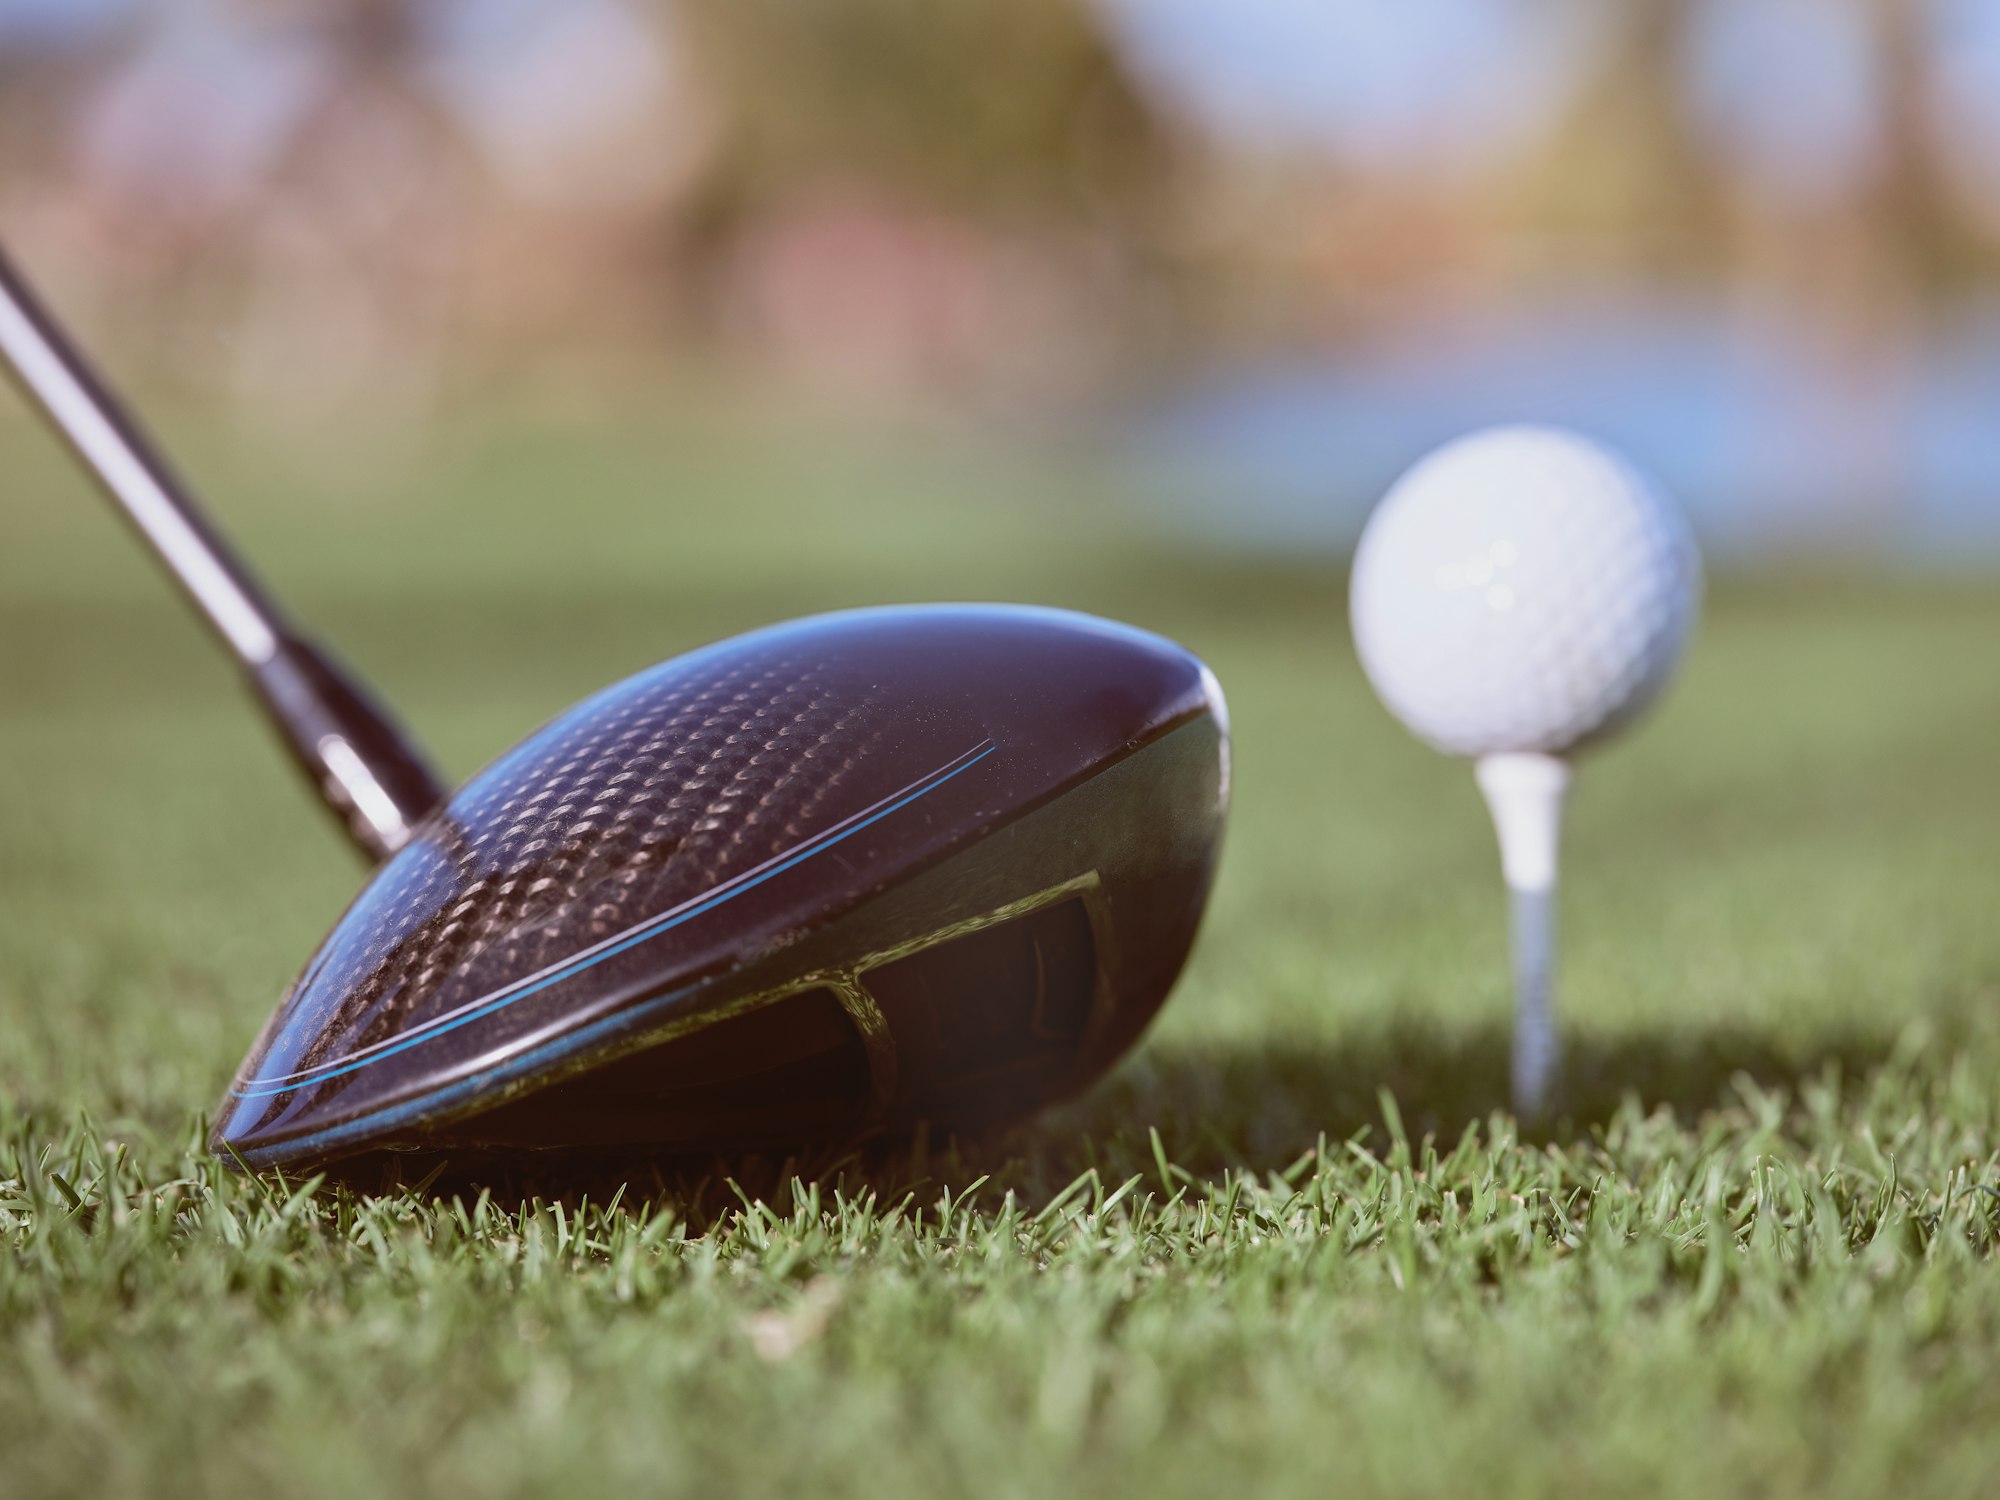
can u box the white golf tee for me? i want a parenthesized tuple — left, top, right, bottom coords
(1475, 752, 1572, 1120)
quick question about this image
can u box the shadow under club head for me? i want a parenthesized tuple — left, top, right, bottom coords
(214, 604, 1230, 1172)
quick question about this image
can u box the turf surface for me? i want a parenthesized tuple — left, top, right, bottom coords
(4, 403, 2000, 1498)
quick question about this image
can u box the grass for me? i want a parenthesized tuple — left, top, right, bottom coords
(4, 399, 2000, 1498)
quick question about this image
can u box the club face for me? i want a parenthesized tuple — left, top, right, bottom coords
(213, 605, 1229, 1171)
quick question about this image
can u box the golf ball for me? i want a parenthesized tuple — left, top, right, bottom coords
(1350, 425, 1701, 758)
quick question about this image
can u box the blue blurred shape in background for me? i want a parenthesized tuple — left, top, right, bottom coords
(1129, 301, 2000, 562)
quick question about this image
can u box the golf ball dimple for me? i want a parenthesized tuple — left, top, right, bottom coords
(1350, 426, 1702, 758)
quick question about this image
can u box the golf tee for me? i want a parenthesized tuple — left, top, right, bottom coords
(1475, 752, 1573, 1120)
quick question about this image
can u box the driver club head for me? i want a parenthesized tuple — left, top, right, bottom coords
(214, 604, 1229, 1172)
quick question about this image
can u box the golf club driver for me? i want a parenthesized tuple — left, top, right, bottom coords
(0, 246, 1230, 1172)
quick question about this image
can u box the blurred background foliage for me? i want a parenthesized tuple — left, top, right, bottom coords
(680, 0, 1163, 212)
(1, 0, 1998, 557)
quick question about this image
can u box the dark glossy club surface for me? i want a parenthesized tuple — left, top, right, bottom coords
(215, 605, 1229, 1170)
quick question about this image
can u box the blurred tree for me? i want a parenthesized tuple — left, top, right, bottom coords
(677, 0, 1166, 224)
(664, 0, 1175, 399)
(1873, 0, 1992, 286)
(1517, 0, 1717, 280)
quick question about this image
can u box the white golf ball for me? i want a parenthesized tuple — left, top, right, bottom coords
(1350, 425, 1701, 758)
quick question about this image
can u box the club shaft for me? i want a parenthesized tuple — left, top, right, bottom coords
(0, 245, 446, 861)
(0, 249, 284, 663)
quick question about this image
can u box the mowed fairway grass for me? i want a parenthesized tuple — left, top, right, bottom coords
(4, 400, 2000, 1499)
